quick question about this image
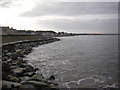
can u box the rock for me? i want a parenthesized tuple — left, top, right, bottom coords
(18, 84, 37, 90)
(7, 75, 20, 83)
(19, 76, 30, 82)
(2, 39, 60, 90)
(26, 72, 36, 77)
(2, 72, 10, 80)
(12, 68, 26, 77)
(41, 87, 59, 90)
(10, 84, 18, 90)
(48, 75, 55, 80)
(21, 81, 49, 89)
(2, 62, 10, 72)
(34, 68, 39, 71)
(31, 74, 46, 82)
(25, 65, 34, 72)
(2, 80, 22, 89)
(22, 60, 28, 64)
(11, 53, 18, 60)
(17, 57, 24, 62)
(1, 85, 9, 90)
(10, 65, 19, 70)
(47, 81, 58, 86)
(16, 60, 26, 68)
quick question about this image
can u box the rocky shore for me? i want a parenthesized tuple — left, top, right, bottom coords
(2, 38, 60, 90)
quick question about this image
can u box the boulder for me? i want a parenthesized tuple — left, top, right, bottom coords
(16, 60, 26, 68)
(19, 76, 30, 82)
(18, 84, 37, 90)
(2, 72, 10, 80)
(7, 75, 20, 83)
(25, 65, 34, 72)
(2, 80, 22, 89)
(41, 87, 59, 90)
(11, 53, 18, 60)
(34, 68, 39, 71)
(10, 65, 19, 70)
(2, 62, 10, 72)
(12, 68, 26, 77)
(21, 80, 49, 89)
(31, 74, 46, 82)
(47, 80, 58, 86)
(25, 72, 36, 77)
(48, 75, 55, 80)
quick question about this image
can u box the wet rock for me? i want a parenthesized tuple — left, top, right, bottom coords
(1, 85, 9, 90)
(31, 74, 46, 82)
(2, 62, 10, 72)
(11, 53, 18, 60)
(21, 81, 49, 89)
(2, 72, 10, 80)
(2, 80, 22, 89)
(25, 65, 34, 72)
(47, 81, 58, 86)
(21, 60, 28, 64)
(48, 75, 55, 80)
(26, 72, 36, 77)
(34, 68, 39, 71)
(16, 60, 26, 68)
(19, 76, 30, 82)
(2, 38, 60, 90)
(41, 87, 59, 90)
(18, 84, 37, 90)
(10, 65, 19, 70)
(7, 75, 20, 83)
(12, 68, 26, 77)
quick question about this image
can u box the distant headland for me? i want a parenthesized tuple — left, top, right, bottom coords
(0, 26, 118, 37)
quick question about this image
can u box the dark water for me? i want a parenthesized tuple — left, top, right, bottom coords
(25, 35, 118, 88)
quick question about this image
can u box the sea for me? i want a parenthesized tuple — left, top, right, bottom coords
(25, 35, 118, 88)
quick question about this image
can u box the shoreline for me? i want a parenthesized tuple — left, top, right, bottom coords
(2, 38, 60, 90)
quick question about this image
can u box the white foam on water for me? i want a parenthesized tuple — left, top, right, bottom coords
(66, 81, 77, 88)
(77, 77, 93, 84)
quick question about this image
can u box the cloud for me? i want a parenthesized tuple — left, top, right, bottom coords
(0, 1, 118, 33)
(36, 18, 118, 33)
(0, 0, 13, 8)
(19, 2, 118, 33)
(21, 2, 118, 17)
(0, 0, 26, 8)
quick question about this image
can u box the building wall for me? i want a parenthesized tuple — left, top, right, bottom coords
(1, 27, 18, 35)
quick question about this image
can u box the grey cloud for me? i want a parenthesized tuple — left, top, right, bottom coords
(21, 2, 118, 17)
(0, 0, 22, 8)
(0, 0, 12, 8)
(37, 18, 118, 33)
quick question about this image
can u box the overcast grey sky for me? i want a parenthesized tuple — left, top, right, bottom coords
(0, 0, 118, 33)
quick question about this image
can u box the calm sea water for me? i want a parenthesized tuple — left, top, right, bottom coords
(25, 35, 118, 88)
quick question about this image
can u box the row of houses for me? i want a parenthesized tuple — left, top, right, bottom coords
(0, 26, 57, 36)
